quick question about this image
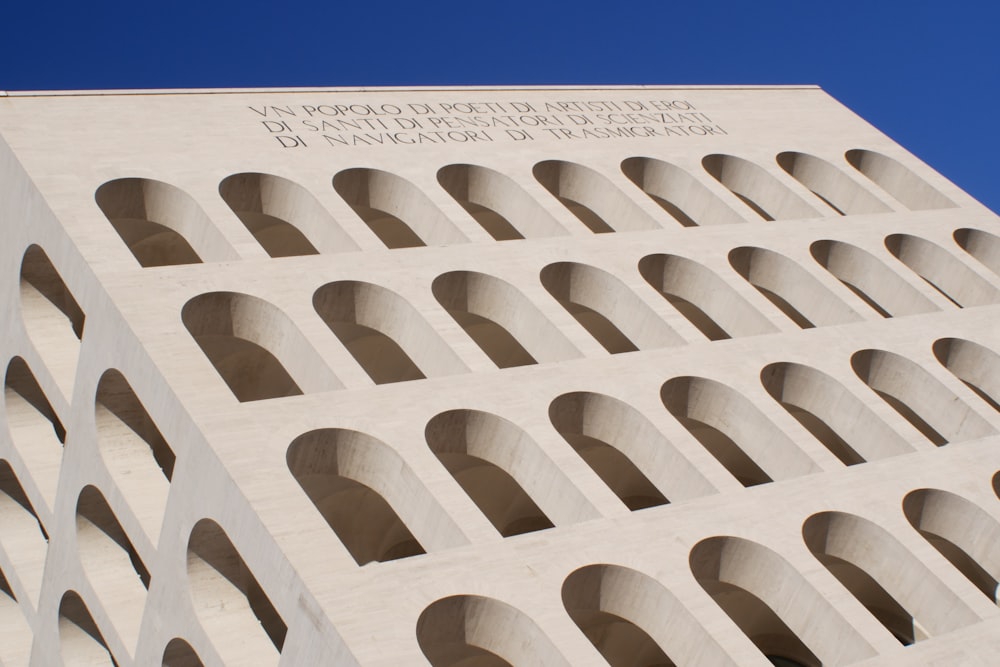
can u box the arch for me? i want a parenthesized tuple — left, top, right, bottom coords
(220, 172, 358, 256)
(933, 338, 1000, 411)
(760, 362, 911, 464)
(333, 168, 466, 248)
(438, 164, 566, 240)
(162, 638, 204, 667)
(432, 271, 580, 368)
(810, 240, 938, 317)
(845, 149, 955, 210)
(639, 253, 777, 340)
(690, 536, 874, 665)
(954, 227, 1000, 277)
(19, 244, 85, 398)
(620, 156, 744, 227)
(540, 262, 681, 353)
(534, 160, 658, 233)
(0, 460, 48, 605)
(182, 291, 337, 401)
(776, 151, 891, 215)
(187, 518, 286, 663)
(58, 591, 116, 666)
(425, 409, 594, 536)
(563, 563, 732, 667)
(729, 246, 863, 328)
(76, 485, 149, 649)
(549, 391, 713, 508)
(0, 567, 32, 665)
(313, 280, 465, 384)
(661, 376, 818, 487)
(851, 349, 995, 445)
(4, 357, 65, 508)
(702, 154, 819, 221)
(286, 428, 433, 565)
(885, 234, 1000, 307)
(95, 177, 230, 266)
(802, 511, 976, 644)
(417, 594, 570, 667)
(903, 488, 1000, 603)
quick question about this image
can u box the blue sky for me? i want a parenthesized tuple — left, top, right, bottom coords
(3, 0, 997, 211)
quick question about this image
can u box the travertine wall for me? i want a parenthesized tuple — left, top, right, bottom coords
(1, 86, 999, 666)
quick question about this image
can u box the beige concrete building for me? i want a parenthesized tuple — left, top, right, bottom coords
(1, 85, 999, 666)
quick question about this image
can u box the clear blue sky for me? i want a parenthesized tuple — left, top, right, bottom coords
(4, 0, 997, 212)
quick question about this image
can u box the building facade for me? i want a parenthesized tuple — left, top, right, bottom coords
(1, 85, 999, 666)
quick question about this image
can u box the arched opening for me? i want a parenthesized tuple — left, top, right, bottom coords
(885, 234, 1000, 307)
(809, 239, 938, 317)
(638, 253, 777, 340)
(954, 228, 1000, 277)
(776, 152, 891, 215)
(845, 149, 955, 210)
(58, 591, 116, 666)
(621, 156, 744, 227)
(661, 376, 818, 486)
(333, 168, 466, 248)
(691, 536, 873, 665)
(802, 511, 976, 644)
(417, 594, 570, 667)
(534, 160, 658, 233)
(95, 369, 174, 541)
(4, 357, 65, 508)
(0, 460, 48, 605)
(314, 281, 465, 384)
(287, 429, 428, 564)
(540, 262, 680, 354)
(19, 244, 85, 398)
(220, 172, 354, 257)
(903, 488, 1000, 602)
(933, 338, 1000, 412)
(187, 519, 286, 664)
(0, 567, 32, 665)
(162, 638, 204, 667)
(438, 164, 566, 240)
(432, 271, 580, 368)
(729, 246, 862, 328)
(702, 154, 819, 221)
(760, 362, 911, 464)
(76, 485, 149, 648)
(851, 349, 995, 445)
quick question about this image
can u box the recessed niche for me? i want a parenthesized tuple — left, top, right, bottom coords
(809, 240, 938, 317)
(220, 172, 357, 257)
(540, 262, 680, 354)
(932, 338, 1000, 412)
(638, 253, 777, 339)
(621, 156, 744, 227)
(0, 460, 49, 606)
(702, 154, 819, 221)
(729, 246, 862, 328)
(803, 511, 976, 644)
(954, 228, 1000, 277)
(845, 149, 956, 210)
(19, 244, 85, 399)
(96, 177, 231, 266)
(58, 591, 116, 666)
(76, 485, 149, 649)
(287, 428, 436, 565)
(534, 160, 658, 233)
(851, 348, 995, 445)
(760, 362, 911, 464)
(432, 271, 580, 368)
(438, 164, 566, 240)
(313, 280, 466, 384)
(691, 536, 874, 665)
(4, 357, 65, 508)
(417, 595, 570, 667)
(333, 168, 466, 248)
(885, 233, 1000, 307)
(162, 638, 204, 667)
(776, 152, 891, 215)
(187, 519, 286, 664)
(661, 376, 818, 486)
